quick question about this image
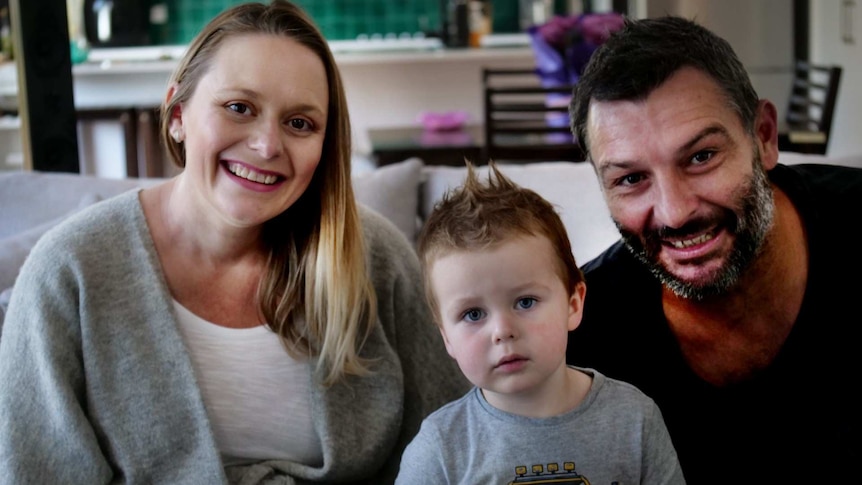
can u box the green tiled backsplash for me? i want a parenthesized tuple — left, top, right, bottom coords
(153, 1, 568, 45)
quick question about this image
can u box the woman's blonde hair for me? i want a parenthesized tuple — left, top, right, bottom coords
(161, 0, 376, 386)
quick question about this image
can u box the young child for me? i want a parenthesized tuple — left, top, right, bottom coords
(396, 162, 685, 484)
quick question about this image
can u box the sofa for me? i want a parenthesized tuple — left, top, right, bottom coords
(3, 151, 862, 327)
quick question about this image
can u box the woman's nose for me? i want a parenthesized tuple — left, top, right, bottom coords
(248, 119, 284, 160)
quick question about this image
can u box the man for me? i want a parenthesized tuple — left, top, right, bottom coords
(567, 16, 861, 484)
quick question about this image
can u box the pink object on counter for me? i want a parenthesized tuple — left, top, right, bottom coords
(418, 111, 469, 132)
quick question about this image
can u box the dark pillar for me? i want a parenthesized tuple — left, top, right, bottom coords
(9, 0, 79, 172)
(793, 0, 809, 62)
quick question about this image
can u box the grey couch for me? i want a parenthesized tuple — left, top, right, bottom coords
(3, 152, 861, 328)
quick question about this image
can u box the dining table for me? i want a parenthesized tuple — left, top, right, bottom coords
(368, 124, 485, 167)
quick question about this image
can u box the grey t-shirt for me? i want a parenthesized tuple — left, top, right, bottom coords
(396, 367, 685, 485)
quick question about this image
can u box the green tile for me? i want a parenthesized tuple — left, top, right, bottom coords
(158, 0, 531, 45)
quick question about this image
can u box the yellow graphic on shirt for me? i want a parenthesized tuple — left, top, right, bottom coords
(508, 461, 592, 484)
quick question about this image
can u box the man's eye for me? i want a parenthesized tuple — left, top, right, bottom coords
(614, 173, 644, 187)
(462, 309, 484, 322)
(692, 151, 714, 164)
(227, 103, 250, 115)
(516, 297, 536, 310)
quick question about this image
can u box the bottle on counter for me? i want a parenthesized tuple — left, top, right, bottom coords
(519, 0, 554, 30)
(0, 6, 12, 62)
(468, 0, 492, 48)
(443, 0, 469, 48)
(67, 0, 89, 64)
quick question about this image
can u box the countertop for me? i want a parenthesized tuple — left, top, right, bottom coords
(74, 35, 533, 73)
(73, 45, 534, 74)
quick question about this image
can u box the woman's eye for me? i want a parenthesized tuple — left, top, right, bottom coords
(462, 309, 484, 323)
(516, 297, 536, 310)
(227, 102, 251, 115)
(289, 118, 312, 131)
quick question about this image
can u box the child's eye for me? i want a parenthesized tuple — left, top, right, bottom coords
(516, 297, 537, 310)
(462, 308, 485, 323)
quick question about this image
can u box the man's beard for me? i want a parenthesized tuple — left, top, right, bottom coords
(617, 150, 775, 301)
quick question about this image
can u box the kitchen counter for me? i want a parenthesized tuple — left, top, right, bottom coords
(72, 44, 533, 75)
(68, 41, 535, 111)
(4, 34, 535, 110)
(3, 37, 535, 108)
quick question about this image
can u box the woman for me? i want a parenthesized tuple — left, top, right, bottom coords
(0, 1, 468, 483)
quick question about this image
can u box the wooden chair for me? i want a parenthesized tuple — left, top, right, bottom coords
(482, 68, 586, 164)
(778, 61, 842, 155)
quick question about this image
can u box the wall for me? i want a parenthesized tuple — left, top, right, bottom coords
(340, 49, 535, 156)
(645, 0, 795, 123)
(810, 0, 862, 157)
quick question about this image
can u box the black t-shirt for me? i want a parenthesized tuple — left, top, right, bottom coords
(567, 163, 862, 484)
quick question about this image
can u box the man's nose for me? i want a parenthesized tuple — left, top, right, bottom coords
(652, 174, 698, 229)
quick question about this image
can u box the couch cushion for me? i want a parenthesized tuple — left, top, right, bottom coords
(0, 160, 423, 332)
(0, 188, 115, 290)
(0, 171, 158, 239)
(352, 157, 423, 244)
(0, 172, 164, 332)
(0, 159, 421, 294)
(420, 161, 620, 264)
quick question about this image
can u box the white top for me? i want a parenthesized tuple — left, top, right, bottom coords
(172, 300, 322, 467)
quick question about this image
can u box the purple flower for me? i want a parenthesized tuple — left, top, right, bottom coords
(529, 12, 624, 85)
(536, 15, 580, 50)
(579, 13, 625, 45)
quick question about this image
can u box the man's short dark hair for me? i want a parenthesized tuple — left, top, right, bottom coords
(570, 16, 760, 156)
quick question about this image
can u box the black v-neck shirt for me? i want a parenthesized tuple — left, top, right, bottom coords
(567, 163, 862, 483)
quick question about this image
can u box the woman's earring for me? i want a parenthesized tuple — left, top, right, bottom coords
(171, 130, 182, 143)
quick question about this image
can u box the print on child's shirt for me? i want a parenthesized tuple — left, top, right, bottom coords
(507, 461, 594, 484)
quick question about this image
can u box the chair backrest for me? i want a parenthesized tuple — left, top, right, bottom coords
(482, 68, 586, 163)
(780, 61, 842, 154)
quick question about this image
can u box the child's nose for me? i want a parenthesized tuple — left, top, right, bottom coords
(492, 315, 518, 343)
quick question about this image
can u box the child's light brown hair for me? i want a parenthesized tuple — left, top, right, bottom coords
(417, 161, 584, 323)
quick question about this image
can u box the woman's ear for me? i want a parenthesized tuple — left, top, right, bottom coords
(166, 84, 184, 143)
(755, 99, 780, 170)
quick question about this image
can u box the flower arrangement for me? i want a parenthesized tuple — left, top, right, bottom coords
(528, 12, 625, 88)
(527, 12, 624, 129)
